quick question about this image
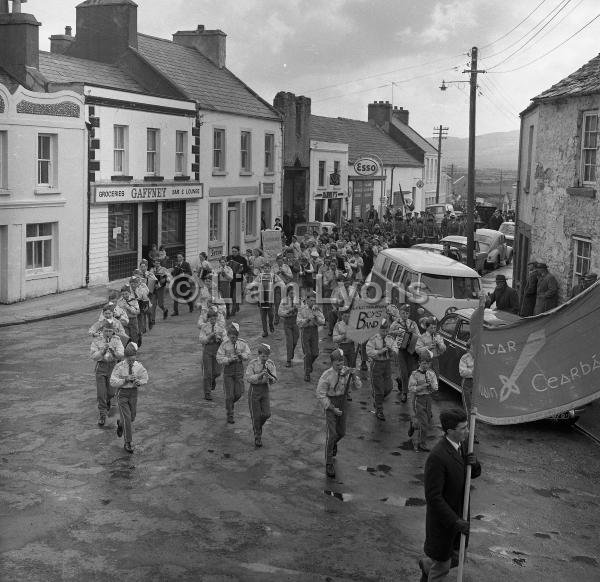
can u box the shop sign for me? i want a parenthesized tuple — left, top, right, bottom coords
(315, 190, 345, 199)
(353, 157, 380, 176)
(208, 245, 224, 260)
(93, 183, 203, 204)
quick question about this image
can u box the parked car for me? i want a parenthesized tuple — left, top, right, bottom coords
(436, 308, 580, 423)
(475, 228, 512, 270)
(294, 221, 336, 240)
(498, 221, 515, 248)
(439, 235, 487, 273)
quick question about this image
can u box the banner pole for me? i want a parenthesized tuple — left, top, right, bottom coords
(456, 406, 477, 582)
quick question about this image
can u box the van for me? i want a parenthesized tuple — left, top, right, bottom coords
(294, 221, 336, 240)
(368, 248, 481, 327)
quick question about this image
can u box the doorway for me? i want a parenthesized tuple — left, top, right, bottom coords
(227, 201, 240, 254)
(142, 203, 158, 263)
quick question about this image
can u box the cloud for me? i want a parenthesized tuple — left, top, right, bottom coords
(422, 0, 477, 43)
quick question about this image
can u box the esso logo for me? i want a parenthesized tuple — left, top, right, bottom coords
(354, 158, 379, 176)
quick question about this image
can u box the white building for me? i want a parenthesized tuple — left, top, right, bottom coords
(309, 140, 348, 223)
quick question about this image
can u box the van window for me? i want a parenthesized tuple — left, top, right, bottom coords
(374, 254, 386, 273)
(386, 261, 398, 280)
(452, 277, 480, 299)
(420, 273, 452, 298)
(391, 264, 403, 283)
(381, 258, 392, 279)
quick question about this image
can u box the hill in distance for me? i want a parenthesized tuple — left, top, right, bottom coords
(442, 130, 519, 171)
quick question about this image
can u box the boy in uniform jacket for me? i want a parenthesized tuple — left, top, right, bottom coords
(198, 309, 226, 400)
(278, 286, 300, 367)
(408, 352, 438, 452)
(297, 292, 326, 382)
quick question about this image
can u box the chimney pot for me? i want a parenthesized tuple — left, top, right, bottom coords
(197, 24, 204, 31)
(65, 25, 72, 36)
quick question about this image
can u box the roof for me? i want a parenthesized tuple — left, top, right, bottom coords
(0, 67, 19, 92)
(77, 0, 138, 6)
(310, 115, 423, 167)
(136, 34, 279, 120)
(391, 119, 437, 155)
(38, 51, 145, 93)
(379, 248, 479, 277)
(533, 52, 600, 102)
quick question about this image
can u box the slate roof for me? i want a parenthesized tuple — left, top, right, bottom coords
(310, 115, 423, 167)
(0, 67, 19, 92)
(533, 53, 600, 102)
(391, 119, 437, 155)
(38, 51, 145, 93)
(136, 33, 279, 120)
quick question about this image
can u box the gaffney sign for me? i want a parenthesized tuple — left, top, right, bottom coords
(93, 183, 203, 204)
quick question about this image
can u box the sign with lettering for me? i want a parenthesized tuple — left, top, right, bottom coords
(93, 183, 203, 204)
(353, 157, 380, 177)
(208, 245, 224, 260)
(261, 229, 283, 261)
(345, 298, 387, 344)
(472, 282, 600, 424)
(314, 190, 345, 199)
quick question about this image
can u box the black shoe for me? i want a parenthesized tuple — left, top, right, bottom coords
(347, 395, 352, 401)
(262, 332, 269, 338)
(400, 394, 407, 403)
(408, 422, 414, 437)
(227, 416, 235, 424)
(124, 442, 134, 453)
(116, 420, 123, 438)
(418, 559, 428, 582)
(376, 410, 386, 421)
(148, 322, 154, 331)
(204, 393, 213, 401)
(163, 309, 168, 320)
(332, 443, 337, 457)
(304, 374, 311, 382)
(98, 415, 106, 427)
(254, 436, 262, 448)
(269, 326, 275, 333)
(418, 445, 431, 452)
(285, 361, 292, 368)
(326, 464, 336, 478)
(360, 363, 368, 371)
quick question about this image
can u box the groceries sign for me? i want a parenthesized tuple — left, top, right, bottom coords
(93, 183, 203, 204)
(353, 157, 381, 176)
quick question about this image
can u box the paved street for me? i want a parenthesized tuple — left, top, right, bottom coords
(1, 286, 599, 582)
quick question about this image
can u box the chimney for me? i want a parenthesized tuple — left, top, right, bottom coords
(173, 25, 226, 68)
(0, 0, 41, 85)
(71, 0, 138, 63)
(368, 100, 393, 126)
(50, 25, 75, 55)
(392, 106, 409, 125)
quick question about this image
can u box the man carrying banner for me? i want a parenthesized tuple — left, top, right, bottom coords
(485, 274, 519, 315)
(419, 408, 481, 582)
(366, 319, 398, 421)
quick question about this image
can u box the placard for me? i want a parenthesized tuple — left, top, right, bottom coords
(345, 298, 387, 344)
(261, 229, 283, 261)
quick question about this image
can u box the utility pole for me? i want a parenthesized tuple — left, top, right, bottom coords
(433, 125, 449, 204)
(464, 47, 485, 270)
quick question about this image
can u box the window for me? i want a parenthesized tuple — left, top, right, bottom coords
(37, 134, 54, 186)
(209, 202, 222, 241)
(261, 198, 272, 231)
(241, 131, 251, 172)
(245, 200, 257, 237)
(0, 131, 6, 188)
(318, 160, 326, 187)
(525, 124, 534, 192)
(581, 112, 598, 184)
(419, 273, 452, 298)
(26, 222, 55, 272)
(146, 129, 159, 175)
(573, 237, 592, 284)
(175, 131, 187, 175)
(113, 125, 128, 174)
(456, 320, 471, 343)
(213, 128, 225, 171)
(108, 204, 136, 254)
(440, 314, 460, 337)
(162, 201, 185, 245)
(453, 277, 480, 299)
(264, 133, 274, 172)
(295, 102, 302, 136)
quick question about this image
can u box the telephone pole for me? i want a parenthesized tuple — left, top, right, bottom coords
(433, 125, 449, 204)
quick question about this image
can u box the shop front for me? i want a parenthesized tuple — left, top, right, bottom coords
(314, 190, 346, 225)
(92, 181, 203, 281)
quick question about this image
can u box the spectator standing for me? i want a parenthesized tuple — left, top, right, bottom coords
(533, 262, 559, 315)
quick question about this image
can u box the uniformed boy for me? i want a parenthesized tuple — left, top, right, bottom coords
(366, 319, 398, 421)
(198, 308, 226, 400)
(408, 352, 438, 452)
(110, 342, 148, 453)
(297, 291, 325, 382)
(245, 343, 277, 447)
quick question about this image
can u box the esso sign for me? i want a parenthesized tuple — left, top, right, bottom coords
(354, 157, 380, 176)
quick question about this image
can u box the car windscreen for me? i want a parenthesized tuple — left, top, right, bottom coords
(419, 273, 452, 298)
(453, 277, 480, 299)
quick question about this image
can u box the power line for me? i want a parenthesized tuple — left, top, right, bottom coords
(490, 12, 600, 73)
(483, 75, 520, 114)
(487, 0, 575, 70)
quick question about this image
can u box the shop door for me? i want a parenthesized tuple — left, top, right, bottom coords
(227, 202, 240, 254)
(142, 203, 158, 263)
(108, 203, 138, 281)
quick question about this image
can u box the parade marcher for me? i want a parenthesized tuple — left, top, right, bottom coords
(366, 318, 398, 421)
(198, 308, 226, 400)
(110, 342, 148, 453)
(389, 304, 420, 402)
(316, 349, 362, 478)
(419, 408, 481, 582)
(227, 246, 248, 316)
(333, 310, 356, 369)
(139, 260, 157, 330)
(533, 262, 559, 315)
(215, 258, 234, 318)
(150, 258, 170, 320)
(278, 285, 300, 367)
(90, 321, 124, 426)
(519, 260, 538, 317)
(415, 317, 446, 377)
(216, 322, 251, 424)
(408, 352, 438, 452)
(458, 340, 478, 444)
(297, 291, 326, 382)
(272, 254, 293, 324)
(107, 291, 129, 329)
(485, 274, 519, 314)
(130, 272, 150, 344)
(194, 251, 213, 283)
(252, 263, 282, 337)
(245, 343, 277, 447)
(171, 253, 194, 315)
(196, 295, 227, 326)
(116, 285, 140, 345)
(89, 303, 129, 346)
(148, 243, 160, 264)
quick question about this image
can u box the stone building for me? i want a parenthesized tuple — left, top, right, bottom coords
(514, 54, 600, 300)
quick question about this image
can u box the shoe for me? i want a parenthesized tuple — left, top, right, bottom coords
(304, 374, 311, 382)
(332, 443, 337, 457)
(204, 393, 213, 401)
(376, 410, 386, 421)
(360, 363, 368, 371)
(262, 332, 268, 338)
(163, 309, 168, 320)
(148, 322, 154, 331)
(326, 464, 336, 478)
(285, 361, 292, 368)
(211, 380, 216, 391)
(269, 326, 275, 333)
(227, 416, 235, 424)
(172, 312, 178, 317)
(347, 395, 352, 401)
(418, 559, 428, 582)
(396, 378, 402, 392)
(418, 445, 431, 452)
(474, 436, 480, 444)
(400, 394, 407, 403)
(254, 436, 262, 448)
(98, 415, 106, 427)
(408, 422, 414, 437)
(124, 442, 134, 453)
(116, 420, 123, 438)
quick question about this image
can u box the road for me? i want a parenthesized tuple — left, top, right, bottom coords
(1, 292, 599, 581)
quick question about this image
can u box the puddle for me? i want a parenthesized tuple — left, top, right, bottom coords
(223, 453, 231, 459)
(376, 464, 391, 473)
(531, 487, 569, 498)
(390, 451, 401, 456)
(534, 532, 551, 539)
(100, 499, 111, 505)
(513, 557, 527, 567)
(570, 556, 598, 566)
(207, 449, 215, 453)
(380, 496, 426, 507)
(398, 441, 415, 451)
(323, 490, 352, 502)
(405, 497, 426, 506)
(358, 466, 377, 472)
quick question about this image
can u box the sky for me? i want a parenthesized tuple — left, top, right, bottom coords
(29, 0, 600, 139)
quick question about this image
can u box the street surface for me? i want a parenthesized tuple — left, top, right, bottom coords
(1, 267, 599, 581)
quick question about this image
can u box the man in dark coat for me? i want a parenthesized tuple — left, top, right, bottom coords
(533, 262, 559, 315)
(226, 246, 249, 316)
(170, 253, 194, 315)
(419, 408, 481, 581)
(519, 260, 538, 316)
(485, 274, 519, 314)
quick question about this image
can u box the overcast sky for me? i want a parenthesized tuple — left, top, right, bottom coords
(31, 0, 600, 139)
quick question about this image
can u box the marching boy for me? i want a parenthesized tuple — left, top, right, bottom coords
(110, 342, 148, 453)
(198, 308, 226, 400)
(245, 343, 277, 448)
(408, 352, 438, 453)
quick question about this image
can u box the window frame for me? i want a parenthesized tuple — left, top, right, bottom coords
(26, 222, 55, 274)
(264, 133, 274, 173)
(113, 125, 128, 175)
(581, 111, 598, 185)
(245, 199, 257, 238)
(0, 130, 6, 189)
(213, 128, 226, 172)
(572, 236, 592, 285)
(318, 160, 326, 187)
(240, 130, 252, 173)
(209, 202, 223, 242)
(37, 134, 54, 186)
(146, 128, 160, 175)
(175, 130, 187, 176)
